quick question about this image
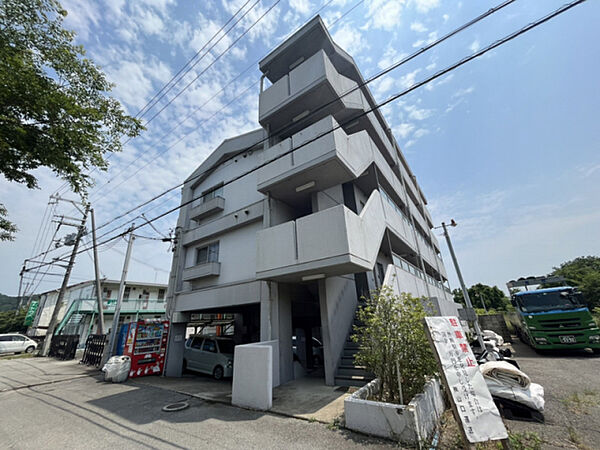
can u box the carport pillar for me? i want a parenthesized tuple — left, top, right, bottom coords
(164, 321, 187, 377)
(318, 280, 335, 386)
(260, 282, 293, 386)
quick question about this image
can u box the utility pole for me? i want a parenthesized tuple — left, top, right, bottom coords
(90, 208, 105, 334)
(40, 204, 90, 357)
(14, 263, 25, 317)
(103, 226, 135, 364)
(441, 221, 487, 352)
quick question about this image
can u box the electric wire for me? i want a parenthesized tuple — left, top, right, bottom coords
(23, 0, 587, 274)
(87, 0, 518, 236)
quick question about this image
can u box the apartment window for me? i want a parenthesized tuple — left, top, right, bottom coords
(158, 288, 165, 301)
(123, 287, 130, 301)
(102, 288, 112, 300)
(201, 185, 223, 203)
(196, 242, 219, 265)
(139, 289, 150, 300)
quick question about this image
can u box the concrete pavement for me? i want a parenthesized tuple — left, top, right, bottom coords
(0, 357, 97, 392)
(0, 374, 393, 449)
(505, 341, 600, 449)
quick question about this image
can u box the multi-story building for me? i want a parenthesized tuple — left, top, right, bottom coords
(28, 279, 167, 346)
(165, 16, 459, 386)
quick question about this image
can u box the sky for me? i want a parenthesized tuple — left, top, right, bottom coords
(1, 0, 599, 298)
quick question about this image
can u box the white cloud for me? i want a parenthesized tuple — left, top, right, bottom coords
(398, 69, 421, 90)
(289, 0, 312, 15)
(333, 23, 368, 55)
(395, 123, 415, 138)
(404, 103, 432, 120)
(410, 22, 427, 33)
(412, 0, 440, 13)
(469, 39, 480, 53)
(452, 86, 475, 98)
(426, 62, 436, 71)
(366, 0, 406, 31)
(413, 128, 429, 139)
(443, 13, 449, 22)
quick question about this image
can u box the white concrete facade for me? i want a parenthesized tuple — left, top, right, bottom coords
(165, 16, 459, 386)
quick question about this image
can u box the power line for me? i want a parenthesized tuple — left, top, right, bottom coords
(24, 0, 587, 274)
(87, 0, 517, 236)
(134, 0, 256, 120)
(50, 0, 258, 198)
(85, 1, 338, 203)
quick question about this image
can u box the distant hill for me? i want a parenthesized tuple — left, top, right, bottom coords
(0, 293, 20, 312)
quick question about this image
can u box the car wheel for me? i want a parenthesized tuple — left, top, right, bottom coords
(213, 365, 224, 380)
(25, 346, 35, 354)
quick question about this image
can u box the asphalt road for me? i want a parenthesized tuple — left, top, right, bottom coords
(506, 341, 600, 449)
(0, 367, 392, 449)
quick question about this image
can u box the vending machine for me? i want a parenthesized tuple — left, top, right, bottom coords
(120, 319, 169, 378)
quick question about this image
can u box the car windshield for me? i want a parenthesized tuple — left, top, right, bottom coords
(217, 339, 235, 354)
(518, 290, 583, 312)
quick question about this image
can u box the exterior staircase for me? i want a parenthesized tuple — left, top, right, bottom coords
(334, 300, 375, 387)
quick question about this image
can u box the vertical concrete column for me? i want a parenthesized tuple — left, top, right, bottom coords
(260, 281, 293, 385)
(318, 279, 334, 385)
(164, 322, 186, 377)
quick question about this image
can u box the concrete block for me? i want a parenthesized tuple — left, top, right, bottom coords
(344, 378, 445, 445)
(232, 342, 273, 411)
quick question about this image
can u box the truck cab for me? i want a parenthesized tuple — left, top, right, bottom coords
(511, 287, 600, 352)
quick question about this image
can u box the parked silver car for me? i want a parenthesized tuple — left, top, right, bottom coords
(183, 336, 234, 380)
(0, 333, 37, 355)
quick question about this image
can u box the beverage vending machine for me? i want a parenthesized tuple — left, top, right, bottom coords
(119, 319, 169, 378)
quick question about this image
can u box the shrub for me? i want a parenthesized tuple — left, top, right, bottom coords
(352, 285, 437, 404)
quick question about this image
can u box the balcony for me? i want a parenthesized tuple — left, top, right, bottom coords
(189, 196, 225, 222)
(182, 262, 221, 282)
(256, 191, 385, 281)
(259, 50, 364, 134)
(257, 116, 378, 202)
(67, 298, 166, 314)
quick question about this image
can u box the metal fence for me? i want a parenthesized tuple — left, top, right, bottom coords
(49, 334, 80, 360)
(80, 334, 107, 367)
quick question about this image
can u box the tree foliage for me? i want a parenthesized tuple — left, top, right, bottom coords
(0, 308, 27, 333)
(0, 0, 143, 238)
(452, 283, 510, 312)
(0, 203, 18, 241)
(352, 286, 437, 404)
(547, 256, 600, 309)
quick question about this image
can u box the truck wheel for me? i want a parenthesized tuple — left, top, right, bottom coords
(213, 365, 224, 380)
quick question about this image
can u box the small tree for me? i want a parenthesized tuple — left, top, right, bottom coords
(352, 285, 437, 404)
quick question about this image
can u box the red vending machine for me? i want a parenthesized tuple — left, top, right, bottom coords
(121, 319, 169, 378)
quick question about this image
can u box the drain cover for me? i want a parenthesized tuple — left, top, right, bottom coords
(162, 401, 190, 412)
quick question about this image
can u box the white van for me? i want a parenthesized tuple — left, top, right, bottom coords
(0, 333, 38, 355)
(183, 336, 234, 380)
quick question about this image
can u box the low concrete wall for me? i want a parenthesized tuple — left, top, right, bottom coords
(478, 314, 512, 343)
(344, 378, 445, 445)
(231, 341, 274, 411)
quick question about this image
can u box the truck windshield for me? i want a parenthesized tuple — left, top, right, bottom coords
(518, 291, 583, 312)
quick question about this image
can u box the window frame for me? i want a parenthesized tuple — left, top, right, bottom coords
(196, 241, 219, 265)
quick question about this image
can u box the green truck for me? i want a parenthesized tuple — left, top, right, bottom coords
(508, 276, 600, 352)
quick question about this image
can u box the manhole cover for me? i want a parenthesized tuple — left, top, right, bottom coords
(162, 401, 190, 412)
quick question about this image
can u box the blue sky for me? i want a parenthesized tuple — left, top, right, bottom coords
(1, 0, 599, 297)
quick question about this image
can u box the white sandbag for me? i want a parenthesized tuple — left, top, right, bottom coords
(480, 361, 530, 389)
(483, 330, 504, 346)
(485, 378, 545, 412)
(102, 355, 131, 383)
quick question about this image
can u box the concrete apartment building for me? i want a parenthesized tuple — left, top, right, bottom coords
(28, 279, 167, 345)
(165, 16, 459, 386)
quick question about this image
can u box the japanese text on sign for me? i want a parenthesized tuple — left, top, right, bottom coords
(424, 316, 508, 444)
